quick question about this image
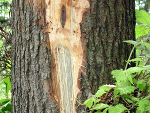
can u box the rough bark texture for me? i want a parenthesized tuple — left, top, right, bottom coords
(79, 0, 135, 110)
(11, 0, 57, 113)
(11, 0, 135, 113)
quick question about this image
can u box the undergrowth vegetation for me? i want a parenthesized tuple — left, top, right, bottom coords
(0, 0, 12, 112)
(83, 10, 150, 113)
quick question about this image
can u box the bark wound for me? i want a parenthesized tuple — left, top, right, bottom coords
(26, 0, 90, 113)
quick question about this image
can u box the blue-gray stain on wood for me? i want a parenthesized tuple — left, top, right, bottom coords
(56, 47, 73, 113)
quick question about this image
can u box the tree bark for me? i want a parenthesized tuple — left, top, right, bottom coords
(11, 0, 57, 112)
(11, 0, 135, 113)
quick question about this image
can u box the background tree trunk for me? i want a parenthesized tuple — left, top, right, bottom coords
(80, 0, 135, 95)
(11, 0, 135, 113)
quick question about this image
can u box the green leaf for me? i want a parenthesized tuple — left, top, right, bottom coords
(0, 40, 3, 48)
(126, 67, 143, 74)
(95, 85, 115, 98)
(84, 98, 94, 108)
(136, 98, 150, 113)
(109, 104, 128, 113)
(123, 40, 138, 45)
(4, 77, 11, 96)
(116, 86, 135, 95)
(136, 10, 150, 25)
(0, 99, 11, 105)
(95, 99, 101, 103)
(91, 103, 109, 110)
(95, 89, 106, 98)
(131, 97, 140, 102)
(0, 99, 12, 112)
(111, 70, 127, 82)
(135, 25, 150, 39)
(127, 73, 133, 84)
(113, 89, 120, 98)
(136, 80, 146, 91)
(101, 108, 108, 113)
(126, 98, 133, 104)
(95, 111, 102, 113)
(143, 42, 150, 49)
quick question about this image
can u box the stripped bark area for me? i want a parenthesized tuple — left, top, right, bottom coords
(25, 0, 89, 112)
(45, 1, 89, 112)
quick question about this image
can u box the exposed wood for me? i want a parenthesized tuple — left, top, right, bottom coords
(45, 1, 90, 113)
(25, 0, 90, 112)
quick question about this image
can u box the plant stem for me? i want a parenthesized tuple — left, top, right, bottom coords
(125, 46, 135, 70)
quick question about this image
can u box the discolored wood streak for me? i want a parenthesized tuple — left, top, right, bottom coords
(56, 47, 73, 113)
(60, 5, 66, 28)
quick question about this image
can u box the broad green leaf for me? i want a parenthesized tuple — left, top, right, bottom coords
(4, 77, 11, 96)
(136, 10, 150, 25)
(91, 103, 109, 110)
(84, 98, 94, 108)
(109, 104, 128, 113)
(135, 25, 150, 39)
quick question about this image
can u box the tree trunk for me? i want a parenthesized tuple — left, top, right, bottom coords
(11, 0, 57, 112)
(11, 0, 135, 113)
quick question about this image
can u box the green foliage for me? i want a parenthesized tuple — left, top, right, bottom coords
(83, 40, 150, 113)
(109, 104, 127, 113)
(135, 25, 150, 39)
(0, 99, 11, 113)
(136, 10, 150, 25)
(135, 10, 150, 39)
(0, 0, 12, 112)
(3, 77, 11, 96)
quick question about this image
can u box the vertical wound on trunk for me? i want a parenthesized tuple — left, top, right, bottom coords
(60, 5, 66, 28)
(29, 0, 90, 113)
